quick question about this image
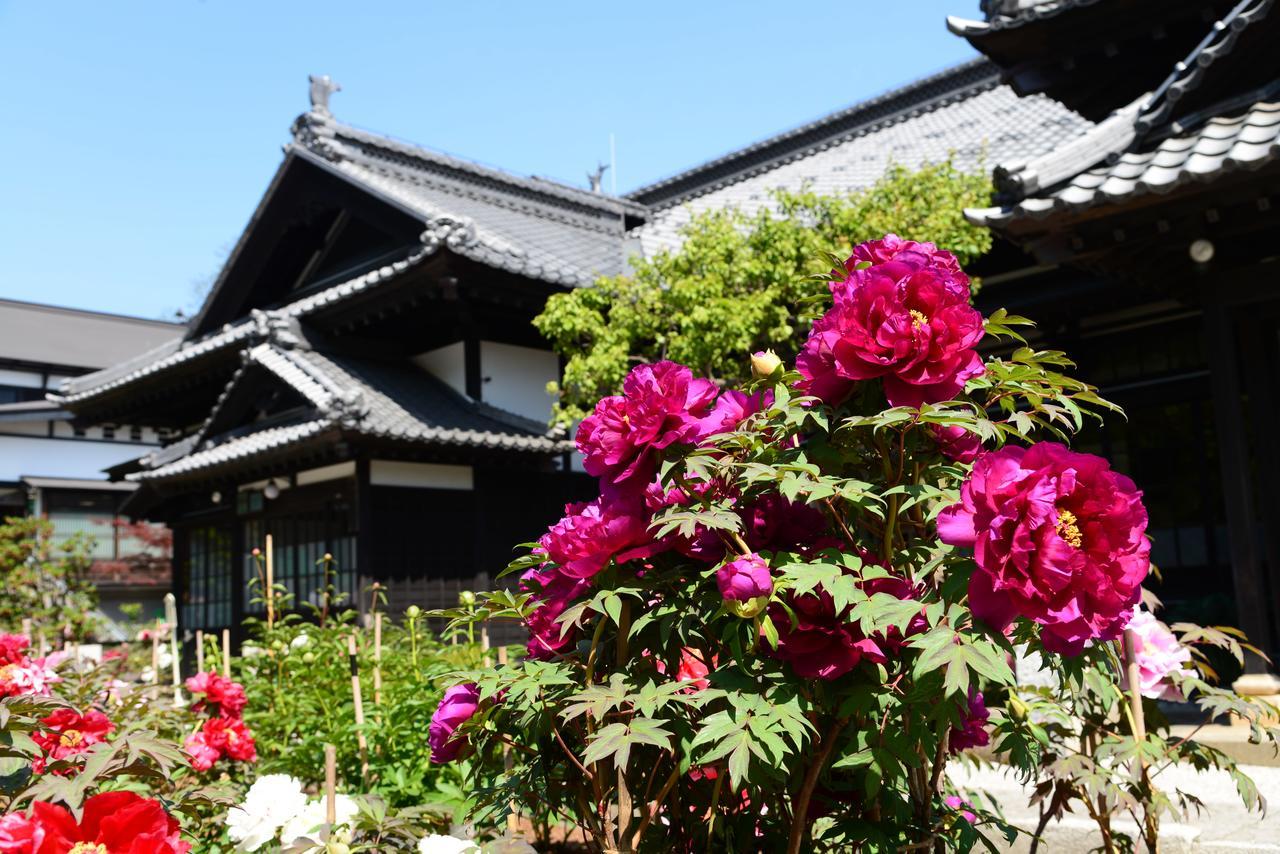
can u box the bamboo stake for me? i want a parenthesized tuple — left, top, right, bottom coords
(348, 634, 369, 777)
(373, 612, 383, 706)
(222, 629, 231, 679)
(196, 630, 205, 673)
(498, 645, 519, 836)
(20, 618, 31, 638)
(150, 619, 161, 684)
(324, 743, 337, 825)
(165, 593, 182, 707)
(265, 534, 275, 629)
(1124, 629, 1148, 771)
(481, 622, 491, 667)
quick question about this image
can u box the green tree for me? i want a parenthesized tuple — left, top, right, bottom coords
(0, 516, 97, 641)
(535, 161, 993, 426)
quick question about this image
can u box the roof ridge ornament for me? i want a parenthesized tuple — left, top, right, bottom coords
(419, 216, 480, 252)
(308, 74, 341, 117)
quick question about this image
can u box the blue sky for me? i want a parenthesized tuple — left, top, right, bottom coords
(0, 1, 977, 320)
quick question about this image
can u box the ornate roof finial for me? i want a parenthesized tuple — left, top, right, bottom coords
(587, 162, 609, 193)
(308, 74, 341, 117)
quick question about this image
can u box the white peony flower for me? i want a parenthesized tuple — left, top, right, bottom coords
(417, 834, 480, 854)
(290, 633, 311, 649)
(226, 774, 309, 852)
(280, 795, 359, 852)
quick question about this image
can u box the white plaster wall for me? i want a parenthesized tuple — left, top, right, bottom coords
(370, 460, 473, 491)
(480, 341, 557, 423)
(0, 435, 151, 482)
(412, 342, 466, 397)
(0, 368, 43, 388)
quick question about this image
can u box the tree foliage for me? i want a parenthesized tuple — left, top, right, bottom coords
(535, 161, 993, 426)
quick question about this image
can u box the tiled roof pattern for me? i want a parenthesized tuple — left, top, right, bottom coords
(129, 344, 570, 483)
(632, 81, 1091, 256)
(55, 245, 436, 404)
(966, 99, 1280, 226)
(948, 0, 1101, 35)
(293, 113, 642, 287)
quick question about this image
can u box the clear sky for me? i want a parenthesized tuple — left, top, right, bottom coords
(0, 1, 978, 321)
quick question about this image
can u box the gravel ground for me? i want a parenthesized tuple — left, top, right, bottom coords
(947, 761, 1280, 852)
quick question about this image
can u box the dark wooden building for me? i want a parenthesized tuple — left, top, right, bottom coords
(52, 82, 643, 642)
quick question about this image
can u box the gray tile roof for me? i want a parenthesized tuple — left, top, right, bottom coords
(965, 0, 1279, 227)
(0, 299, 182, 372)
(947, 0, 1101, 36)
(129, 342, 570, 483)
(967, 99, 1280, 226)
(292, 112, 645, 287)
(630, 64, 1091, 256)
(54, 244, 438, 405)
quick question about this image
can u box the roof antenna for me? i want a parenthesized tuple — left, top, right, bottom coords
(587, 162, 610, 193)
(308, 74, 342, 117)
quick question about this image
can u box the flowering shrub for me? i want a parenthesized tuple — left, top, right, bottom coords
(183, 671, 258, 772)
(438, 236, 1280, 853)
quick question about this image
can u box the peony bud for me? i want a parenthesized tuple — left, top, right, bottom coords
(750, 349, 783, 379)
(405, 605, 422, 620)
(458, 590, 477, 607)
(716, 553, 774, 618)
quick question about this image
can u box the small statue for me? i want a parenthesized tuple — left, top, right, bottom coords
(308, 74, 341, 116)
(587, 162, 609, 193)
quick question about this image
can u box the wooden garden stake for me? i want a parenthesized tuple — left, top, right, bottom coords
(498, 645, 519, 835)
(348, 634, 369, 777)
(150, 619, 161, 684)
(20, 618, 31, 638)
(373, 612, 383, 706)
(265, 534, 275, 629)
(195, 629, 204, 672)
(221, 629, 231, 679)
(324, 743, 337, 825)
(165, 593, 182, 707)
(481, 622, 491, 667)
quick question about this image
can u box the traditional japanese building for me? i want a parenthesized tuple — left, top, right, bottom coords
(948, 0, 1280, 680)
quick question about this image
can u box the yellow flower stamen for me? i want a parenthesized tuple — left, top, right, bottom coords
(59, 729, 84, 748)
(1056, 509, 1083, 548)
(909, 309, 929, 329)
(69, 844, 108, 854)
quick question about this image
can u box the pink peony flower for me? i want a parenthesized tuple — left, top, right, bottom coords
(932, 424, 982, 464)
(539, 492, 662, 581)
(183, 730, 220, 772)
(798, 264, 985, 408)
(185, 671, 248, 718)
(948, 690, 990, 753)
(576, 361, 718, 489)
(430, 683, 481, 764)
(0, 657, 59, 699)
(944, 795, 977, 823)
(31, 708, 114, 775)
(938, 442, 1150, 655)
(1124, 607, 1193, 701)
(716, 553, 774, 617)
(521, 565, 592, 660)
(0, 810, 39, 853)
(674, 648, 714, 691)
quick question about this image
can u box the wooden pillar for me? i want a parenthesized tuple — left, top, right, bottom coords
(355, 457, 373, 619)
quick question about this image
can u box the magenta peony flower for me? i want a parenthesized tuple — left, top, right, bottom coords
(429, 683, 481, 764)
(798, 264, 985, 408)
(538, 492, 662, 581)
(696, 389, 771, 439)
(1123, 607, 1193, 701)
(184, 671, 248, 718)
(645, 479, 727, 563)
(576, 361, 718, 489)
(741, 493, 827, 554)
(521, 565, 592, 660)
(938, 442, 1150, 655)
(944, 795, 977, 823)
(716, 553, 774, 617)
(842, 233, 970, 296)
(948, 690, 990, 752)
(932, 424, 982, 464)
(768, 587, 890, 680)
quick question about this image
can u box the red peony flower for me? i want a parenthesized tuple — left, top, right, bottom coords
(0, 635, 30, 667)
(674, 648, 714, 691)
(3, 790, 189, 853)
(429, 683, 481, 763)
(201, 716, 257, 763)
(932, 424, 983, 464)
(183, 729, 220, 772)
(521, 565, 592, 660)
(798, 264, 985, 408)
(938, 442, 1150, 655)
(31, 708, 114, 775)
(184, 671, 248, 718)
(948, 690, 990, 753)
(576, 361, 718, 489)
(538, 492, 662, 581)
